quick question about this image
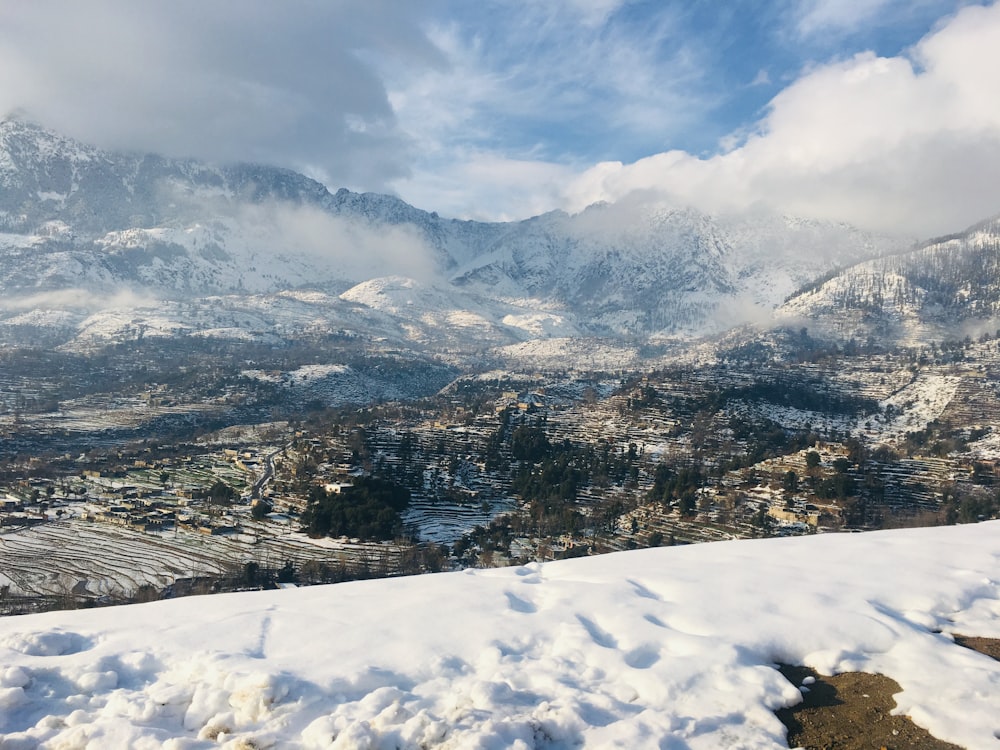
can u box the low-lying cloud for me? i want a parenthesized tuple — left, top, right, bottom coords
(0, 288, 159, 314)
(150, 181, 443, 286)
(242, 202, 441, 285)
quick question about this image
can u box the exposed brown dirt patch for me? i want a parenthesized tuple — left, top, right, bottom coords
(775, 664, 964, 750)
(953, 634, 1000, 661)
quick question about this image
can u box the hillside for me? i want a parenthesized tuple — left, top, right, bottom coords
(1, 523, 998, 749)
(780, 216, 1000, 346)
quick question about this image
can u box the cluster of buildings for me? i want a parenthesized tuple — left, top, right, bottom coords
(0, 448, 267, 537)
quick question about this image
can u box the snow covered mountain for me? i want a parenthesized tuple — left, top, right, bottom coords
(780, 215, 1000, 346)
(0, 117, 909, 355)
(0, 117, 437, 296)
(451, 203, 904, 336)
(0, 522, 998, 748)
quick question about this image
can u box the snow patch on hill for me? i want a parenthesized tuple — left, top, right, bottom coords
(501, 312, 580, 338)
(778, 215, 1000, 345)
(494, 337, 642, 371)
(868, 372, 962, 442)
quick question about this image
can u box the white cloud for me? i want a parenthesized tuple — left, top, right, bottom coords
(231, 202, 441, 284)
(2, 0, 994, 240)
(561, 2, 1000, 237)
(0, 288, 157, 313)
(795, 0, 898, 35)
(556, 0, 630, 27)
(385, 1, 716, 219)
(791, 0, 969, 38)
(395, 3, 705, 153)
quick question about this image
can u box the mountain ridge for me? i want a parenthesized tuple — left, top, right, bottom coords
(0, 118, 916, 358)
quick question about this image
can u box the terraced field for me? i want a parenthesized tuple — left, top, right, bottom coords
(0, 520, 237, 598)
(403, 494, 517, 544)
(0, 518, 407, 602)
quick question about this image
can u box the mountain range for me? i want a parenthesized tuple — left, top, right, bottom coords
(2, 116, 998, 362)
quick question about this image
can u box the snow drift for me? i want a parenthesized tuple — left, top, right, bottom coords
(1, 523, 998, 749)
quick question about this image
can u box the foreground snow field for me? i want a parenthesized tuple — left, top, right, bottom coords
(1, 524, 998, 749)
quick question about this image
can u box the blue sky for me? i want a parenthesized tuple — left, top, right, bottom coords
(1, 0, 998, 235)
(427, 0, 964, 163)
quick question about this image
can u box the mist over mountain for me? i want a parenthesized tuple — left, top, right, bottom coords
(0, 118, 920, 359)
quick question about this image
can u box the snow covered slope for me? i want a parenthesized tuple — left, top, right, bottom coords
(780, 216, 1000, 345)
(1, 523, 998, 749)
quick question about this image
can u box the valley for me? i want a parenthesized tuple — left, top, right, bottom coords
(1, 119, 999, 615)
(3, 324, 999, 613)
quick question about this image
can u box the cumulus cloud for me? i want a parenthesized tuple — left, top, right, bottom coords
(0, 1, 445, 191)
(562, 2, 1000, 237)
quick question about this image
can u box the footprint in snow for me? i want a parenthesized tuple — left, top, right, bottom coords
(643, 613, 668, 629)
(624, 644, 662, 669)
(627, 578, 663, 601)
(505, 591, 537, 614)
(576, 615, 617, 649)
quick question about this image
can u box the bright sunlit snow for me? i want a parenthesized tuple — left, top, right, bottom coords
(1, 523, 998, 749)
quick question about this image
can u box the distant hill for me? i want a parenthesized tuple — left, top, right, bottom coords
(780, 215, 1000, 346)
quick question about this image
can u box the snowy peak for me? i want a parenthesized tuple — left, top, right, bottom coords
(452, 201, 905, 337)
(0, 117, 104, 176)
(0, 117, 333, 235)
(340, 276, 442, 313)
(328, 187, 440, 228)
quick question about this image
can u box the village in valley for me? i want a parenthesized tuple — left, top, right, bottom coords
(2, 325, 999, 615)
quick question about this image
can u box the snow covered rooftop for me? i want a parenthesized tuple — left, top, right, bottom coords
(1, 522, 998, 748)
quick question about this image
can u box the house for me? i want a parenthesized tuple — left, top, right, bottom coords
(768, 506, 821, 527)
(323, 482, 354, 494)
(1, 497, 23, 512)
